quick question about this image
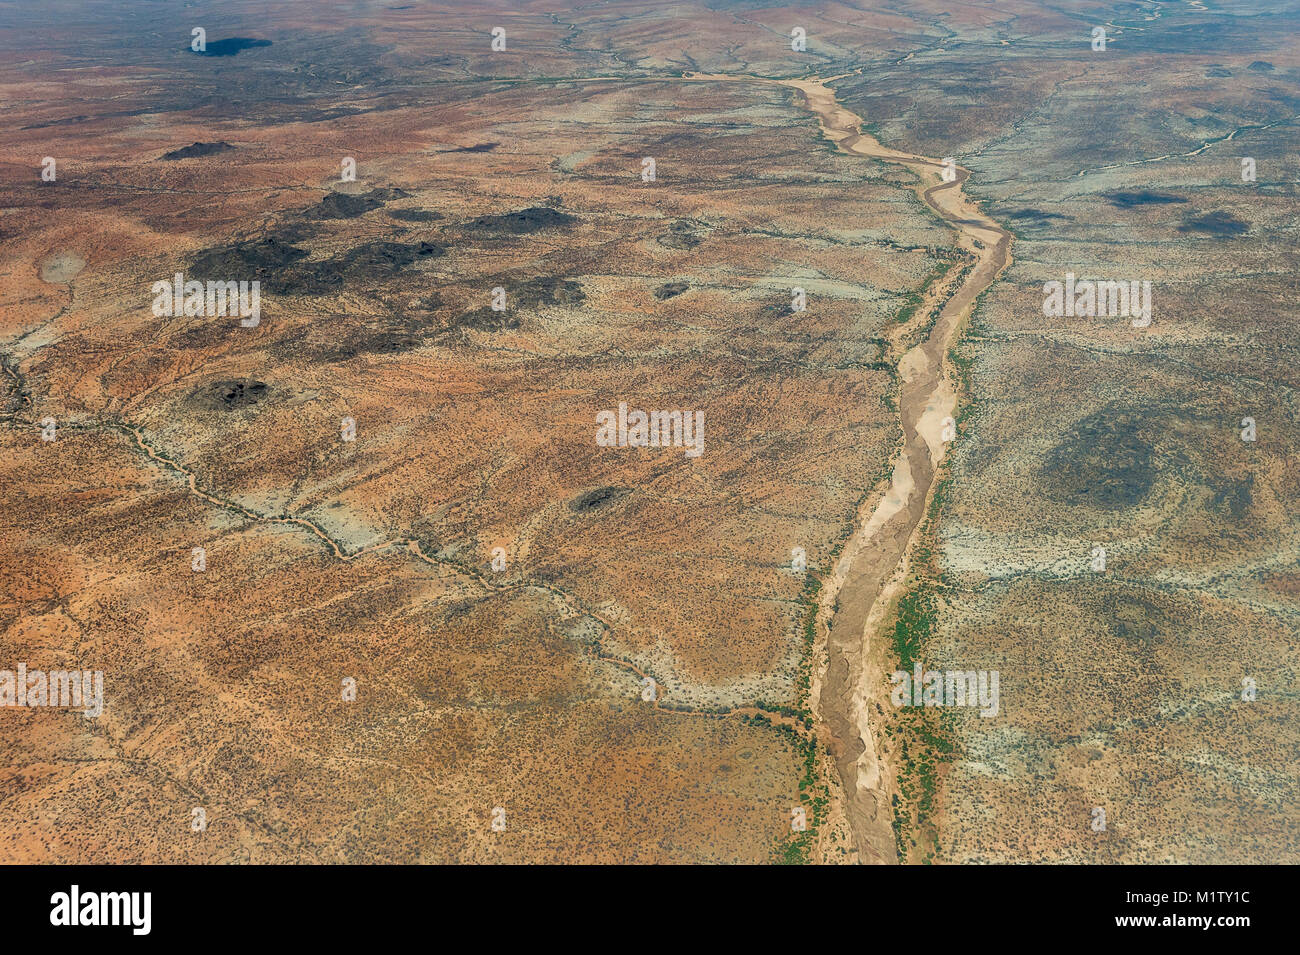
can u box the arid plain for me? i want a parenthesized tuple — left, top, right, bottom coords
(1, 0, 1296, 863)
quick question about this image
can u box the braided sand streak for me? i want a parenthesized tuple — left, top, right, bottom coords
(791, 76, 1012, 864)
(690, 72, 1013, 862)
